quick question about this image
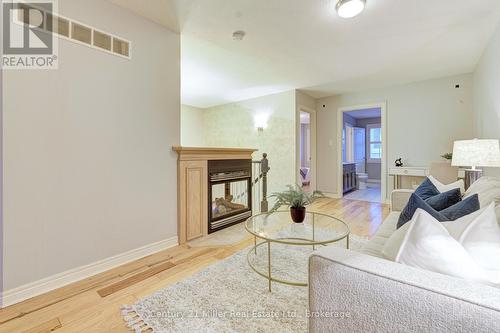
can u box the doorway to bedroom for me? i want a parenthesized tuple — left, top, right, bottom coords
(339, 105, 385, 203)
(298, 108, 316, 192)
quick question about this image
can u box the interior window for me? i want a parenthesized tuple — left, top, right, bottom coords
(367, 124, 382, 162)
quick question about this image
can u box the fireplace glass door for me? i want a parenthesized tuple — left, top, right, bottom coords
(211, 179, 249, 220)
(208, 159, 253, 233)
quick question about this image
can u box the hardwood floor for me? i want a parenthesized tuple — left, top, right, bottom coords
(0, 198, 389, 333)
(343, 183, 382, 203)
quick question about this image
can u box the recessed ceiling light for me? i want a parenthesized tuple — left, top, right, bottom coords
(336, 0, 366, 19)
(232, 30, 246, 41)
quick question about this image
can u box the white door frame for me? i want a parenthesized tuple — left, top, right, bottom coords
(296, 105, 317, 190)
(337, 102, 387, 201)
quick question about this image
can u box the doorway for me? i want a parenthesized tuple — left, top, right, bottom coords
(337, 103, 387, 203)
(297, 107, 316, 192)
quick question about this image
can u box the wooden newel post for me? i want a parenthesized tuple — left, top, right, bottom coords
(261, 153, 270, 213)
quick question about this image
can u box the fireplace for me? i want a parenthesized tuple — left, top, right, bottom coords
(208, 159, 252, 233)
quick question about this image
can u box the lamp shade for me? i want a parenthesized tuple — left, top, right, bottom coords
(451, 139, 500, 168)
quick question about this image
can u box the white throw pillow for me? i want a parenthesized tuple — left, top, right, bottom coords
(395, 209, 499, 288)
(428, 175, 465, 195)
(458, 203, 500, 272)
(464, 176, 500, 208)
(382, 222, 411, 261)
(382, 208, 483, 261)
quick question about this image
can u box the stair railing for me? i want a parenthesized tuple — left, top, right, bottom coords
(252, 153, 270, 214)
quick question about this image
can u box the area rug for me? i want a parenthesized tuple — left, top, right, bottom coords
(187, 222, 252, 247)
(122, 235, 368, 333)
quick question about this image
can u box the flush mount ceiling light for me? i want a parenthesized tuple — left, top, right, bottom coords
(336, 0, 366, 18)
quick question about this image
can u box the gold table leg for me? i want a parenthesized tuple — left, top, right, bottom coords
(346, 234, 350, 249)
(254, 235, 257, 254)
(312, 214, 316, 251)
(267, 241, 272, 292)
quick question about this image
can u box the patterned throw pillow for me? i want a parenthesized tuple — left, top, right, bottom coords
(440, 194, 480, 221)
(425, 188, 462, 211)
(414, 178, 440, 200)
(397, 193, 480, 229)
(398, 193, 447, 228)
(411, 177, 462, 211)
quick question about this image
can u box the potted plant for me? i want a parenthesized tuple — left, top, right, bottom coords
(441, 153, 453, 162)
(269, 185, 324, 223)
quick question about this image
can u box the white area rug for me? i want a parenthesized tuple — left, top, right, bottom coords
(187, 222, 251, 247)
(122, 235, 368, 333)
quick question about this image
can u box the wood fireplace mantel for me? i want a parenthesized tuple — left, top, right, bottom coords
(172, 146, 258, 244)
(172, 146, 257, 161)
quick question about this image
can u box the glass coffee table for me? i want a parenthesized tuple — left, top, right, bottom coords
(245, 211, 349, 291)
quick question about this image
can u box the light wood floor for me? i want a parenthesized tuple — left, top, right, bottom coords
(343, 183, 382, 203)
(0, 198, 389, 333)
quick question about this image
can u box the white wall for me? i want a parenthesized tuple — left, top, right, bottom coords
(203, 91, 297, 196)
(0, 3, 3, 297)
(316, 74, 474, 196)
(473, 23, 500, 177)
(180, 91, 298, 198)
(2, 0, 180, 291)
(296, 90, 316, 110)
(296, 90, 317, 186)
(181, 105, 205, 146)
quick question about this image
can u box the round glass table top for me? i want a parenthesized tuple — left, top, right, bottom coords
(245, 211, 349, 245)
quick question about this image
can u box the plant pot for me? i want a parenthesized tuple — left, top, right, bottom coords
(290, 206, 306, 223)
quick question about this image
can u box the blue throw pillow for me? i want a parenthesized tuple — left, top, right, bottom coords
(397, 193, 448, 228)
(397, 192, 480, 229)
(414, 178, 440, 200)
(425, 188, 462, 211)
(440, 194, 480, 220)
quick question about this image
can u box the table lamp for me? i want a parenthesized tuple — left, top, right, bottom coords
(451, 139, 500, 189)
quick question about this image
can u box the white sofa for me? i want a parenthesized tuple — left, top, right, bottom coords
(308, 179, 500, 332)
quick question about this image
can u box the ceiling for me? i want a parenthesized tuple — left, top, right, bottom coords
(110, 0, 500, 108)
(345, 108, 381, 119)
(107, 0, 182, 33)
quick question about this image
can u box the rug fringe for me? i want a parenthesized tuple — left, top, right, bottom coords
(121, 304, 152, 332)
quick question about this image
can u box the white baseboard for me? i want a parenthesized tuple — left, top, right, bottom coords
(1, 236, 178, 308)
(367, 179, 381, 184)
(322, 192, 342, 199)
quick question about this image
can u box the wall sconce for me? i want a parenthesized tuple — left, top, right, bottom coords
(254, 113, 269, 132)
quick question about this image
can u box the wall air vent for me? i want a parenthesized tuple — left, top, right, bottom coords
(65, 18, 131, 59)
(71, 22, 92, 44)
(112, 37, 130, 57)
(93, 30, 112, 51)
(46, 13, 70, 37)
(16, 3, 131, 60)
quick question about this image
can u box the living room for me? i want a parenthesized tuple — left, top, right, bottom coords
(1, 0, 500, 332)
